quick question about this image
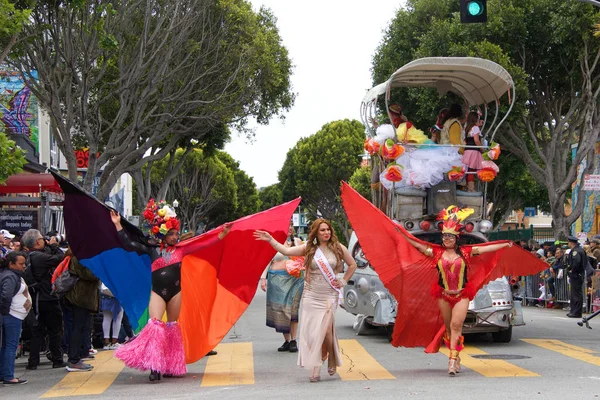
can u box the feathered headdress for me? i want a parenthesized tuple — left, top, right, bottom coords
(142, 198, 181, 241)
(437, 205, 474, 236)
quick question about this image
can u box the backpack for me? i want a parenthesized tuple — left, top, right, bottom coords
(51, 256, 78, 297)
(24, 251, 40, 294)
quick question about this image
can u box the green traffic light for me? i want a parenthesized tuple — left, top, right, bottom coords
(467, 1, 483, 16)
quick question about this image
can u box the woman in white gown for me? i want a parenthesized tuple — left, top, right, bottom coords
(254, 219, 357, 382)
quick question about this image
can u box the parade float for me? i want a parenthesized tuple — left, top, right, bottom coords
(342, 57, 522, 342)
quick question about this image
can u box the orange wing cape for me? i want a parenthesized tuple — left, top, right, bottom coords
(178, 198, 301, 363)
(340, 182, 548, 352)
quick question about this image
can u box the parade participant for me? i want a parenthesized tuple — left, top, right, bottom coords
(461, 112, 484, 192)
(340, 183, 548, 376)
(110, 205, 232, 382)
(260, 223, 304, 352)
(254, 219, 358, 382)
(0, 251, 30, 384)
(440, 103, 464, 146)
(566, 236, 585, 318)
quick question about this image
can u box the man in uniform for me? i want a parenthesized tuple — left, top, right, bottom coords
(566, 236, 585, 318)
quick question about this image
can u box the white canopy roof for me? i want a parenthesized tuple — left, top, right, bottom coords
(363, 57, 514, 106)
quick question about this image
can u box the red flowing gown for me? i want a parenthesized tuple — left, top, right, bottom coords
(340, 183, 548, 353)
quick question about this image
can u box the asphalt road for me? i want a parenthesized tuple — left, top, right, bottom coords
(3, 289, 600, 400)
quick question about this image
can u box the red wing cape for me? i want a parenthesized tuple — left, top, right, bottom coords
(52, 171, 300, 363)
(340, 182, 548, 352)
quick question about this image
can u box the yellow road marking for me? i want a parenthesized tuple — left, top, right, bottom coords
(40, 350, 125, 398)
(337, 339, 395, 381)
(439, 345, 539, 377)
(201, 342, 254, 387)
(522, 339, 600, 367)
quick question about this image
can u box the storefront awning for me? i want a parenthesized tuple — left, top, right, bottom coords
(0, 173, 63, 194)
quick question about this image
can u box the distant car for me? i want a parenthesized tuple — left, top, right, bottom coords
(342, 230, 523, 343)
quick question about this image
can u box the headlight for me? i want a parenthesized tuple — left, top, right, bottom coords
(345, 290, 358, 308)
(478, 220, 493, 233)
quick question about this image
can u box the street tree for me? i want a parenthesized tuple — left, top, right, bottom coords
(9, 0, 294, 201)
(348, 165, 372, 201)
(258, 183, 283, 211)
(278, 119, 365, 242)
(150, 148, 237, 233)
(216, 151, 260, 220)
(0, 0, 31, 65)
(487, 152, 549, 229)
(0, 132, 26, 184)
(372, 0, 600, 239)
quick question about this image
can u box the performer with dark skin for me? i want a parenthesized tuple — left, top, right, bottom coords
(110, 209, 231, 382)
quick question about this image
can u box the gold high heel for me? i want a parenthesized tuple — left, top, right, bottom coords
(448, 350, 459, 376)
(456, 354, 461, 373)
(309, 364, 321, 382)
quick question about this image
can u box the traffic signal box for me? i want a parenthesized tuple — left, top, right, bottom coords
(460, 0, 487, 23)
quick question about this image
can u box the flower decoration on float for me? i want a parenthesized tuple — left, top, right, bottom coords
(383, 163, 403, 182)
(364, 138, 380, 155)
(143, 198, 181, 241)
(396, 122, 428, 145)
(483, 142, 501, 161)
(437, 205, 475, 236)
(380, 139, 405, 160)
(447, 166, 466, 182)
(477, 167, 497, 182)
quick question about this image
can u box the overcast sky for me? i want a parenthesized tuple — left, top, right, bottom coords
(224, 0, 406, 188)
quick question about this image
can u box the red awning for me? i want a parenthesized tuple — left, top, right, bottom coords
(0, 173, 63, 194)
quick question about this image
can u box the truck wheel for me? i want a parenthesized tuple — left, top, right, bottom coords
(491, 326, 512, 343)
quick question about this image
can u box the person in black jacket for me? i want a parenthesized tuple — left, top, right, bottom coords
(63, 254, 99, 372)
(566, 236, 585, 318)
(0, 251, 30, 384)
(20, 229, 66, 369)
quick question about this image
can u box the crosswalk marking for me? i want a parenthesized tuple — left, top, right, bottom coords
(439, 345, 539, 378)
(337, 339, 395, 381)
(40, 351, 125, 398)
(522, 339, 600, 367)
(201, 342, 254, 387)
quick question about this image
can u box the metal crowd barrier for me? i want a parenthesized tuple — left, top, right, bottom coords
(517, 270, 599, 313)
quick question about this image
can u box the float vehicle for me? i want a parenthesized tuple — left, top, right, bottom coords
(342, 57, 522, 342)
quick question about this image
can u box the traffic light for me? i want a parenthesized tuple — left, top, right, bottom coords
(460, 0, 487, 23)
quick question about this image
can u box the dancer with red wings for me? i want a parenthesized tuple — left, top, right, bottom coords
(341, 183, 548, 376)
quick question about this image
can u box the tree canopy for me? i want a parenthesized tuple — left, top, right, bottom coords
(279, 119, 365, 242)
(0, 132, 26, 184)
(372, 0, 600, 239)
(9, 0, 294, 201)
(0, 0, 31, 65)
(149, 148, 237, 233)
(258, 183, 283, 211)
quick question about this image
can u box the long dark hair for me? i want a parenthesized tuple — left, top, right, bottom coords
(0, 251, 26, 270)
(464, 112, 480, 137)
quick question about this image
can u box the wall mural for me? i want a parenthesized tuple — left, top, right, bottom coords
(0, 69, 39, 151)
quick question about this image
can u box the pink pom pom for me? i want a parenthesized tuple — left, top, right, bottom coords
(164, 322, 187, 376)
(115, 319, 166, 372)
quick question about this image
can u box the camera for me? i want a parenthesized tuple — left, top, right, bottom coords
(44, 234, 67, 244)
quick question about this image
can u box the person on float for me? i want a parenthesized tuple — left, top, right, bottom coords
(340, 183, 549, 377)
(254, 219, 357, 382)
(260, 222, 304, 353)
(461, 112, 484, 192)
(110, 203, 232, 382)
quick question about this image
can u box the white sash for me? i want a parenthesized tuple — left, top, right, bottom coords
(314, 248, 343, 304)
